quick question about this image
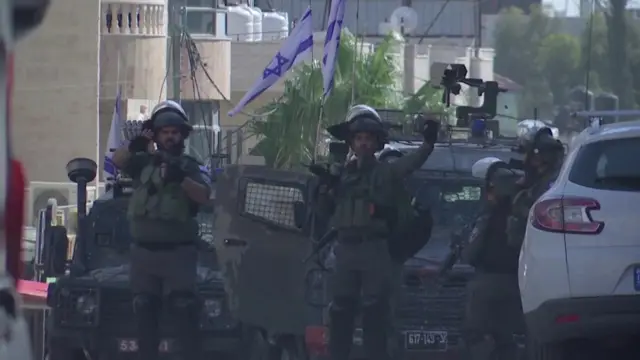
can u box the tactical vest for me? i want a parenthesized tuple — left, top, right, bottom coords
(331, 165, 405, 235)
(127, 163, 191, 222)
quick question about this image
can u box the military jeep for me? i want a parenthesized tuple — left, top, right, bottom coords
(40, 158, 242, 360)
(212, 126, 524, 360)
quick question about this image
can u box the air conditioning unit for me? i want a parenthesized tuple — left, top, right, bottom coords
(25, 182, 106, 226)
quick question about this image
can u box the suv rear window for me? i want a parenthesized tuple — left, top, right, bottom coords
(569, 137, 640, 191)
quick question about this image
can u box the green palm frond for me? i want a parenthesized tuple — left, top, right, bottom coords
(249, 31, 442, 169)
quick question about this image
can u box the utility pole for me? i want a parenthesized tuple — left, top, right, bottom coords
(170, 0, 184, 104)
(474, 0, 482, 57)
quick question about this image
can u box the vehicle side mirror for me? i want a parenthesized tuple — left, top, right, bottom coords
(44, 226, 69, 277)
(304, 269, 331, 308)
(293, 201, 306, 229)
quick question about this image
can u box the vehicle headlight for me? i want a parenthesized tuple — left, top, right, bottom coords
(202, 299, 221, 318)
(76, 295, 98, 315)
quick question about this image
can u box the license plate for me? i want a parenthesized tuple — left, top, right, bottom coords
(404, 331, 448, 351)
(634, 266, 640, 291)
(117, 339, 172, 352)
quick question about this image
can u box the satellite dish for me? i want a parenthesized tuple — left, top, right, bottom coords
(390, 6, 418, 34)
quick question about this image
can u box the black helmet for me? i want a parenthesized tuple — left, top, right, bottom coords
(150, 100, 193, 138)
(516, 123, 563, 157)
(327, 105, 388, 151)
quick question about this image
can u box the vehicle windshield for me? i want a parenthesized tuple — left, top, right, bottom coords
(83, 199, 217, 272)
(407, 178, 485, 261)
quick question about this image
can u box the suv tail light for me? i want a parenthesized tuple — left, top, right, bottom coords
(532, 197, 604, 234)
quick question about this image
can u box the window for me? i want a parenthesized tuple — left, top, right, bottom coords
(183, 0, 226, 37)
(569, 137, 640, 191)
(410, 179, 484, 226)
(241, 180, 304, 229)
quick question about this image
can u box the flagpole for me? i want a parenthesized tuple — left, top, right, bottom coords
(313, 99, 325, 162)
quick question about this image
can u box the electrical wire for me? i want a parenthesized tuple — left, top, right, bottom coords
(181, 29, 282, 119)
(417, 0, 454, 45)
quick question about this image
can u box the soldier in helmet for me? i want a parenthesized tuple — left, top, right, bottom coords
(461, 157, 526, 360)
(112, 100, 211, 360)
(318, 105, 440, 360)
(507, 127, 564, 249)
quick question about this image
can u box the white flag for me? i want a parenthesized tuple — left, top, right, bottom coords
(104, 88, 122, 180)
(322, 0, 346, 99)
(228, 7, 314, 117)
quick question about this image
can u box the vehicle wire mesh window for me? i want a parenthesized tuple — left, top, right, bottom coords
(569, 137, 640, 191)
(240, 180, 304, 229)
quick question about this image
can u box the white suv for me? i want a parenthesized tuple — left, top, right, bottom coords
(519, 120, 640, 358)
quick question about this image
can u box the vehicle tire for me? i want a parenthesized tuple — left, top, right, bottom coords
(270, 335, 307, 360)
(243, 328, 270, 360)
(47, 341, 84, 360)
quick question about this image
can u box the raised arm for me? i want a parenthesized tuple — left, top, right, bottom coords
(386, 118, 440, 179)
(112, 129, 154, 178)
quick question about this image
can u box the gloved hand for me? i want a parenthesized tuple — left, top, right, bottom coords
(164, 161, 186, 183)
(128, 129, 153, 153)
(421, 119, 440, 144)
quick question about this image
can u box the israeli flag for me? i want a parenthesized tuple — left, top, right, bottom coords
(228, 7, 314, 117)
(322, 0, 346, 99)
(104, 88, 122, 180)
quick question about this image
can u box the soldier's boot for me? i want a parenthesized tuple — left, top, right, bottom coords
(463, 332, 494, 360)
(362, 297, 391, 360)
(167, 291, 202, 360)
(490, 332, 518, 360)
(329, 296, 358, 360)
(133, 293, 161, 360)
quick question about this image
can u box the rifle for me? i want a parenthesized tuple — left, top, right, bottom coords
(438, 230, 466, 277)
(303, 228, 338, 265)
(307, 162, 341, 189)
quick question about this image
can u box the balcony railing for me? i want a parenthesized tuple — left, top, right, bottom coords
(101, 2, 166, 36)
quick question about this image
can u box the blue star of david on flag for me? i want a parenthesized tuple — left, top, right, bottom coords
(263, 53, 290, 78)
(228, 7, 314, 117)
(322, 0, 347, 99)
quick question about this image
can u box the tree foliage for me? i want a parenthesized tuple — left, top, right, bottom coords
(250, 31, 443, 169)
(494, 3, 640, 115)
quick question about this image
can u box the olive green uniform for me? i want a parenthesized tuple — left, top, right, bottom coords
(326, 147, 432, 360)
(123, 152, 209, 360)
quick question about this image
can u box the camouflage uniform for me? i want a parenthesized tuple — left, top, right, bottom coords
(507, 127, 564, 250)
(321, 106, 439, 360)
(461, 199, 523, 360)
(123, 101, 210, 360)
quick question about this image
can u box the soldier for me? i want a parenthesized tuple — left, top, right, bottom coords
(111, 100, 211, 360)
(319, 105, 440, 360)
(462, 157, 525, 360)
(507, 127, 564, 250)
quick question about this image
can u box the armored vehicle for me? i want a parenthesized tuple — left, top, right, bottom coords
(213, 120, 525, 360)
(40, 158, 242, 360)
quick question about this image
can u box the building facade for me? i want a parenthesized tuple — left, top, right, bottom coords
(12, 0, 230, 183)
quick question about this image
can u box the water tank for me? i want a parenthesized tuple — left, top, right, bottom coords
(568, 86, 593, 111)
(248, 7, 263, 42)
(228, 5, 253, 42)
(262, 11, 288, 40)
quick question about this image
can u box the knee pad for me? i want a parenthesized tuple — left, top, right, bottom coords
(330, 296, 357, 315)
(132, 293, 161, 315)
(165, 291, 199, 316)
